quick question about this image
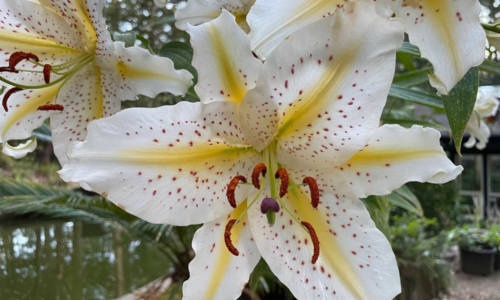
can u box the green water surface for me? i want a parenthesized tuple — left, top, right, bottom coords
(0, 219, 170, 300)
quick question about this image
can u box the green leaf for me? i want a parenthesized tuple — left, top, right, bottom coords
(32, 124, 52, 142)
(441, 67, 479, 155)
(397, 41, 421, 57)
(136, 35, 154, 54)
(389, 85, 444, 111)
(397, 53, 416, 72)
(0, 85, 6, 96)
(112, 31, 137, 47)
(393, 68, 432, 87)
(159, 42, 198, 84)
(388, 186, 424, 217)
(361, 196, 391, 239)
(479, 59, 500, 75)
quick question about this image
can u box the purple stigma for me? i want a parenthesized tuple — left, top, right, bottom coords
(261, 197, 280, 214)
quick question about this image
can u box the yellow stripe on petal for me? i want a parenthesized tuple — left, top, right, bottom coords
(208, 23, 247, 103)
(204, 200, 248, 300)
(0, 31, 83, 54)
(278, 50, 356, 137)
(344, 148, 442, 166)
(287, 187, 368, 300)
(117, 60, 178, 82)
(118, 144, 254, 167)
(2, 84, 60, 138)
(418, 1, 462, 77)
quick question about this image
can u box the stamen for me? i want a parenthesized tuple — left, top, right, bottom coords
(252, 163, 267, 189)
(2, 87, 23, 112)
(226, 175, 247, 208)
(303, 177, 320, 208)
(9, 52, 39, 70)
(301, 221, 320, 264)
(275, 168, 289, 198)
(38, 104, 64, 111)
(43, 65, 52, 84)
(224, 219, 239, 256)
(0, 67, 17, 73)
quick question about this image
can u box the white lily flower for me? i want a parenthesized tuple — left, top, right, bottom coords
(464, 86, 500, 150)
(60, 3, 462, 300)
(0, 0, 193, 164)
(175, 0, 255, 32)
(245, 0, 486, 96)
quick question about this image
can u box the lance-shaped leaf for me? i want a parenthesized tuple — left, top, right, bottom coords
(442, 67, 479, 155)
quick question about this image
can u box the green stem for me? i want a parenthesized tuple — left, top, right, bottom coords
(482, 23, 500, 34)
(235, 178, 266, 224)
(0, 56, 94, 90)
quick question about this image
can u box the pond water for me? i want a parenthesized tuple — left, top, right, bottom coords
(0, 219, 170, 300)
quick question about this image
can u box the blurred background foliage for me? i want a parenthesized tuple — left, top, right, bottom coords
(2, 0, 500, 300)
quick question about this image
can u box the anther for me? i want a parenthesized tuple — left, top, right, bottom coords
(301, 221, 320, 264)
(252, 163, 267, 189)
(224, 219, 239, 256)
(226, 175, 247, 208)
(43, 64, 52, 84)
(275, 168, 289, 198)
(260, 197, 280, 214)
(9, 52, 39, 70)
(303, 177, 320, 208)
(2, 87, 23, 112)
(38, 104, 64, 111)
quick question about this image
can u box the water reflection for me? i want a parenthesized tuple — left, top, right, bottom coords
(0, 219, 170, 300)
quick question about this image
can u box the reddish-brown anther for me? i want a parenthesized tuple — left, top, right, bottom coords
(226, 175, 247, 208)
(301, 221, 320, 264)
(224, 219, 239, 256)
(38, 104, 64, 111)
(9, 52, 39, 70)
(275, 168, 289, 198)
(252, 163, 267, 189)
(0, 67, 17, 73)
(2, 87, 23, 112)
(43, 64, 52, 84)
(303, 177, 320, 208)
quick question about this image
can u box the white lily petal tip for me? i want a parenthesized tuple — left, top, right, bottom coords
(2, 138, 37, 159)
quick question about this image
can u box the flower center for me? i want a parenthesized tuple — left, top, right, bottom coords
(1, 51, 95, 112)
(224, 144, 322, 263)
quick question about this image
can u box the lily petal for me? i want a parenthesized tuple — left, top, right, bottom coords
(183, 201, 261, 300)
(464, 113, 490, 150)
(175, 0, 255, 31)
(59, 101, 261, 225)
(247, 0, 396, 59)
(0, 84, 61, 145)
(114, 42, 193, 99)
(37, 0, 103, 49)
(475, 86, 500, 118)
(394, 0, 486, 95)
(50, 64, 121, 166)
(337, 125, 463, 198)
(2, 138, 37, 159)
(247, 179, 400, 300)
(241, 1, 404, 163)
(0, 0, 85, 70)
(188, 10, 262, 104)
